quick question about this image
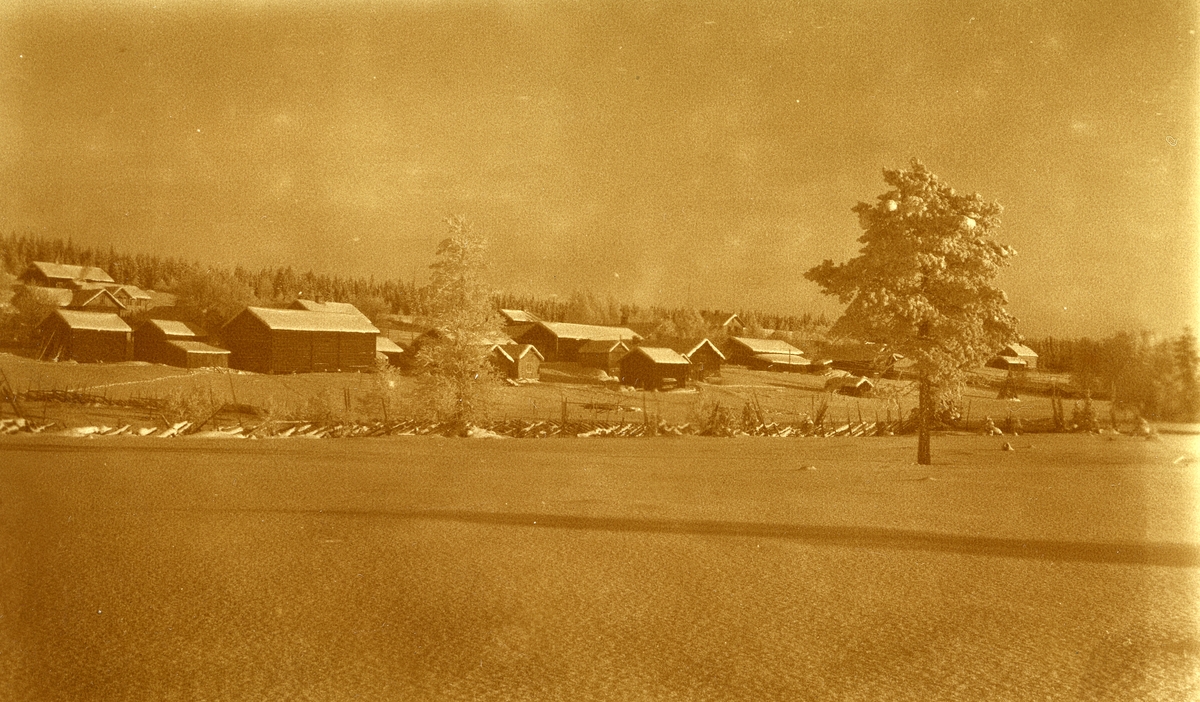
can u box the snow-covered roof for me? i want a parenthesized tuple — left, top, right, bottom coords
(535, 321, 642, 342)
(629, 346, 690, 365)
(236, 307, 379, 334)
(578, 339, 631, 354)
(166, 340, 229, 355)
(730, 337, 805, 356)
(376, 336, 405, 354)
(52, 309, 132, 332)
(1002, 343, 1038, 358)
(143, 319, 205, 338)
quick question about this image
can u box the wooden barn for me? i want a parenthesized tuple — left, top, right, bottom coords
(36, 309, 132, 363)
(489, 343, 543, 380)
(135, 319, 228, 368)
(221, 307, 380, 374)
(725, 337, 809, 372)
(619, 346, 690, 390)
(516, 322, 641, 362)
(577, 339, 631, 375)
(19, 261, 115, 289)
(992, 343, 1039, 370)
(670, 338, 726, 380)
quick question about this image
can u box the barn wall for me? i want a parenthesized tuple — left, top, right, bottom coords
(271, 330, 312, 373)
(311, 332, 339, 371)
(557, 338, 586, 363)
(517, 326, 559, 362)
(223, 314, 273, 374)
(338, 333, 376, 371)
(688, 348, 722, 379)
(620, 354, 687, 390)
(70, 329, 132, 363)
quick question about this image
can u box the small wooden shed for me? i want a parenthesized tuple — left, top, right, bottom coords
(376, 336, 405, 367)
(490, 343, 543, 380)
(135, 319, 228, 368)
(676, 338, 726, 380)
(161, 340, 231, 369)
(221, 307, 380, 374)
(37, 309, 132, 363)
(135, 319, 205, 361)
(619, 346, 690, 390)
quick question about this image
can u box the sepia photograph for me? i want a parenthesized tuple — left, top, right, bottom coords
(0, 1, 1197, 699)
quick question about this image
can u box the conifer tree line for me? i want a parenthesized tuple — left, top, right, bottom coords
(2, 231, 1196, 422)
(0, 232, 827, 336)
(1026, 331, 1199, 421)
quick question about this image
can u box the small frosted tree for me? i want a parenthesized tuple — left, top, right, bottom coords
(806, 160, 1019, 464)
(415, 216, 502, 432)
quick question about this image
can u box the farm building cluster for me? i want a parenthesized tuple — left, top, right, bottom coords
(8, 261, 1038, 392)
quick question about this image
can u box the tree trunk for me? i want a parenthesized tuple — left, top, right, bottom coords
(917, 375, 932, 465)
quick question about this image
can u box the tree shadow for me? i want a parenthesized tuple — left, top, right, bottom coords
(289, 507, 1199, 568)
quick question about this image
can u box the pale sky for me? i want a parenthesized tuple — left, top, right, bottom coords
(0, 0, 1196, 336)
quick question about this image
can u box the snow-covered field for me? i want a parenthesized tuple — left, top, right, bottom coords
(2, 433, 1196, 700)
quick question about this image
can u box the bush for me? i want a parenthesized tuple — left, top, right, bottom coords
(159, 386, 215, 425)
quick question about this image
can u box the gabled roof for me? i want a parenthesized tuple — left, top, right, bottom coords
(26, 261, 115, 284)
(729, 337, 804, 356)
(52, 309, 132, 332)
(166, 340, 229, 355)
(755, 353, 811, 367)
(531, 321, 642, 342)
(578, 339, 631, 354)
(627, 346, 690, 365)
(115, 284, 153, 300)
(499, 309, 540, 324)
(70, 288, 126, 310)
(143, 319, 206, 338)
(232, 307, 380, 334)
(700, 311, 742, 328)
(290, 299, 371, 322)
(1002, 343, 1038, 358)
(505, 343, 544, 361)
(490, 343, 544, 363)
(376, 336, 405, 354)
(665, 338, 727, 361)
